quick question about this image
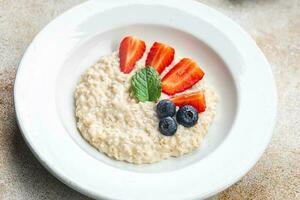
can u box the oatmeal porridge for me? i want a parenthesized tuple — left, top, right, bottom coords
(75, 37, 218, 164)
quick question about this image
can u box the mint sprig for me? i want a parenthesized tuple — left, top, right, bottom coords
(131, 67, 161, 102)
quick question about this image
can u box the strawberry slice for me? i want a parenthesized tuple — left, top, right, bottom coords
(119, 36, 146, 74)
(170, 91, 206, 113)
(161, 58, 205, 95)
(145, 42, 175, 74)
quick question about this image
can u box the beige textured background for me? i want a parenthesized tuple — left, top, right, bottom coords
(0, 0, 299, 199)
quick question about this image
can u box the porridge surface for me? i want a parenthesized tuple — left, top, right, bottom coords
(75, 51, 218, 164)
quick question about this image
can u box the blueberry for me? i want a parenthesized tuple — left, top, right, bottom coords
(156, 100, 176, 118)
(176, 105, 199, 127)
(159, 117, 177, 136)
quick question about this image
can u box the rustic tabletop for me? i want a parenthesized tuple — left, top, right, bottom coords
(0, 0, 299, 199)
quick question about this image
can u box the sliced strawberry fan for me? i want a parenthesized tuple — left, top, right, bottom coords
(118, 36, 207, 113)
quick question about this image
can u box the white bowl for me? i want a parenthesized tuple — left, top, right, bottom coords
(14, 0, 277, 199)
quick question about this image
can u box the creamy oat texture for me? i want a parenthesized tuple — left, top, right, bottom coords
(75, 52, 218, 164)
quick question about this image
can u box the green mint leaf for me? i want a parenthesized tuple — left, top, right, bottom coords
(131, 67, 161, 102)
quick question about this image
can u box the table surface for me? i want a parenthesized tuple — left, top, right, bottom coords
(0, 0, 299, 199)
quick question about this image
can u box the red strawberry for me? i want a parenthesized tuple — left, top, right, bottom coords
(119, 36, 146, 74)
(170, 91, 206, 113)
(145, 42, 175, 74)
(161, 58, 205, 95)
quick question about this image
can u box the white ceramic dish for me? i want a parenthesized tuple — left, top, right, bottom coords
(14, 0, 277, 199)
